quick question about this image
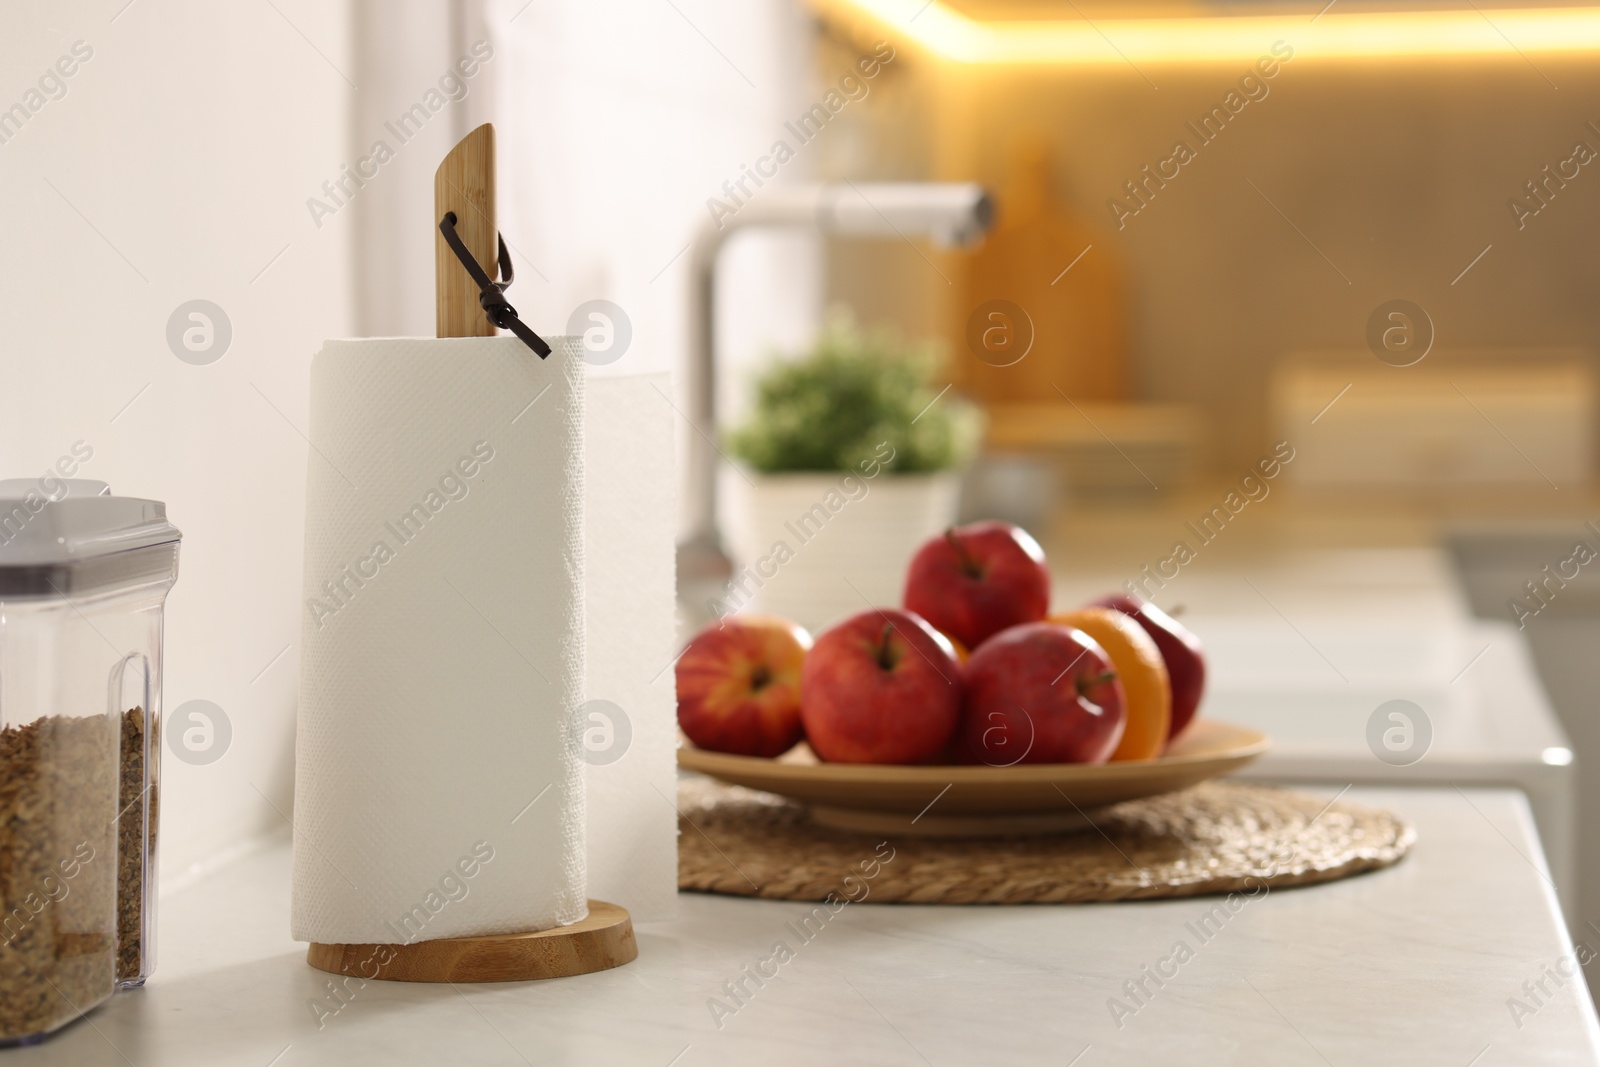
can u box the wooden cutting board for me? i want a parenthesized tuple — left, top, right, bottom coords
(953, 140, 1131, 404)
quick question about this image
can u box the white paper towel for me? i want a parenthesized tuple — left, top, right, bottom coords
(582, 370, 678, 921)
(291, 336, 588, 944)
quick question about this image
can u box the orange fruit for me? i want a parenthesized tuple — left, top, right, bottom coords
(1049, 608, 1170, 760)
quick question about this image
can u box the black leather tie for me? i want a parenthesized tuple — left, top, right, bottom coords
(438, 212, 552, 358)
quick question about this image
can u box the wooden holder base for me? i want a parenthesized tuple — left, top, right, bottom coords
(307, 900, 637, 983)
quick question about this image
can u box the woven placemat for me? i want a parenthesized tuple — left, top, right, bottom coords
(677, 777, 1414, 904)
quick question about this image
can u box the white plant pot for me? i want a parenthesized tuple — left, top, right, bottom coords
(718, 468, 963, 632)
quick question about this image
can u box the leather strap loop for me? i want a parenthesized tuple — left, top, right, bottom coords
(438, 212, 552, 358)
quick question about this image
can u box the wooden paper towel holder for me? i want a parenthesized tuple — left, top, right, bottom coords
(306, 124, 637, 984)
(307, 900, 638, 984)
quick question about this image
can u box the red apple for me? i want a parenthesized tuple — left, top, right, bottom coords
(1091, 594, 1206, 740)
(958, 622, 1125, 765)
(903, 521, 1051, 650)
(801, 608, 962, 764)
(677, 614, 812, 757)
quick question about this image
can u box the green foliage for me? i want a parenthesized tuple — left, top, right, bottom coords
(728, 313, 979, 475)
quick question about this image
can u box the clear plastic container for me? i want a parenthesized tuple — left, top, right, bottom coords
(0, 480, 179, 1044)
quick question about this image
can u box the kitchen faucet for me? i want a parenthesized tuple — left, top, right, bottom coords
(679, 181, 995, 587)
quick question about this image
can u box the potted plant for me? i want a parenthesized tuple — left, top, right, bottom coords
(720, 312, 980, 630)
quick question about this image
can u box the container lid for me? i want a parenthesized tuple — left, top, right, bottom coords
(0, 480, 181, 596)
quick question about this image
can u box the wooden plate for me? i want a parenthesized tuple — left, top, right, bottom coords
(677, 719, 1270, 836)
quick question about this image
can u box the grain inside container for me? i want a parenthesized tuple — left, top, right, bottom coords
(0, 479, 179, 1043)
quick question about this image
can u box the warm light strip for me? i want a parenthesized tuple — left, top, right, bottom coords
(818, 0, 1600, 63)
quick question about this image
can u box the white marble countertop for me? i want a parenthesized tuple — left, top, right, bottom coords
(13, 785, 1599, 1066)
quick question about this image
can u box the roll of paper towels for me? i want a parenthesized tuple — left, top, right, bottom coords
(292, 336, 587, 944)
(582, 369, 678, 920)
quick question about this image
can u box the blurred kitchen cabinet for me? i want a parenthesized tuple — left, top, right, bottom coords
(1273, 351, 1596, 489)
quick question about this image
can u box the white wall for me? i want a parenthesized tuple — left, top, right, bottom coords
(0, 0, 353, 887)
(487, 0, 823, 520)
(347, 0, 497, 338)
